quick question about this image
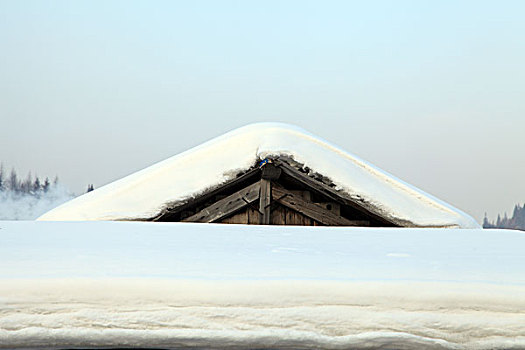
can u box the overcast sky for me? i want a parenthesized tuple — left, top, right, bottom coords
(1, 0, 524, 223)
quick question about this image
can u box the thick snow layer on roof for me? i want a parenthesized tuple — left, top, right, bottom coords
(0, 221, 523, 349)
(38, 123, 479, 228)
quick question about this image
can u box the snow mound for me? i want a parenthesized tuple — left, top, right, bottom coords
(37, 123, 479, 228)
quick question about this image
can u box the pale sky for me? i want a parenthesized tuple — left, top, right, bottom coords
(1, 0, 524, 223)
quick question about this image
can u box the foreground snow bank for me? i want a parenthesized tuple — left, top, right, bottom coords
(0, 221, 523, 349)
(2, 279, 524, 350)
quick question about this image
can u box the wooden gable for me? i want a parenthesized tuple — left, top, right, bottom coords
(153, 159, 398, 227)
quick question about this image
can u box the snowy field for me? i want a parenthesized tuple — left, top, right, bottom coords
(0, 221, 524, 349)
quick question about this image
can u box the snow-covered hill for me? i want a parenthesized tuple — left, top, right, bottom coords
(38, 123, 479, 228)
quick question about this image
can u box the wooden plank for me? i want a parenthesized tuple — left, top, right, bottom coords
(317, 202, 340, 216)
(296, 211, 306, 225)
(221, 216, 233, 224)
(271, 206, 286, 225)
(284, 207, 294, 225)
(276, 162, 394, 226)
(273, 186, 370, 226)
(259, 179, 271, 224)
(304, 215, 313, 226)
(290, 190, 311, 201)
(183, 182, 260, 223)
(221, 209, 248, 224)
(248, 208, 260, 224)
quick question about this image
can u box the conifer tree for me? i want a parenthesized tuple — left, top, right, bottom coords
(21, 171, 32, 193)
(482, 213, 491, 228)
(9, 168, 19, 192)
(33, 176, 41, 192)
(0, 163, 4, 191)
(43, 177, 50, 192)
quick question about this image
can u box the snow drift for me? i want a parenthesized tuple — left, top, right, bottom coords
(0, 221, 523, 349)
(0, 184, 74, 220)
(37, 123, 479, 228)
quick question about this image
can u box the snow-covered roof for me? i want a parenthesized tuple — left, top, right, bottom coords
(1, 221, 524, 348)
(38, 123, 479, 228)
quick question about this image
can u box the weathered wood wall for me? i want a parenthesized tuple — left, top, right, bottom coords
(220, 205, 322, 226)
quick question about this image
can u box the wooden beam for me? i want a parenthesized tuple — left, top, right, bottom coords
(182, 182, 261, 223)
(276, 161, 395, 226)
(259, 179, 271, 224)
(273, 186, 369, 226)
(317, 202, 340, 216)
(261, 163, 281, 180)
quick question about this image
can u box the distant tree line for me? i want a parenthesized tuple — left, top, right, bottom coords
(0, 164, 94, 196)
(483, 203, 525, 231)
(0, 164, 57, 195)
(0, 164, 83, 220)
